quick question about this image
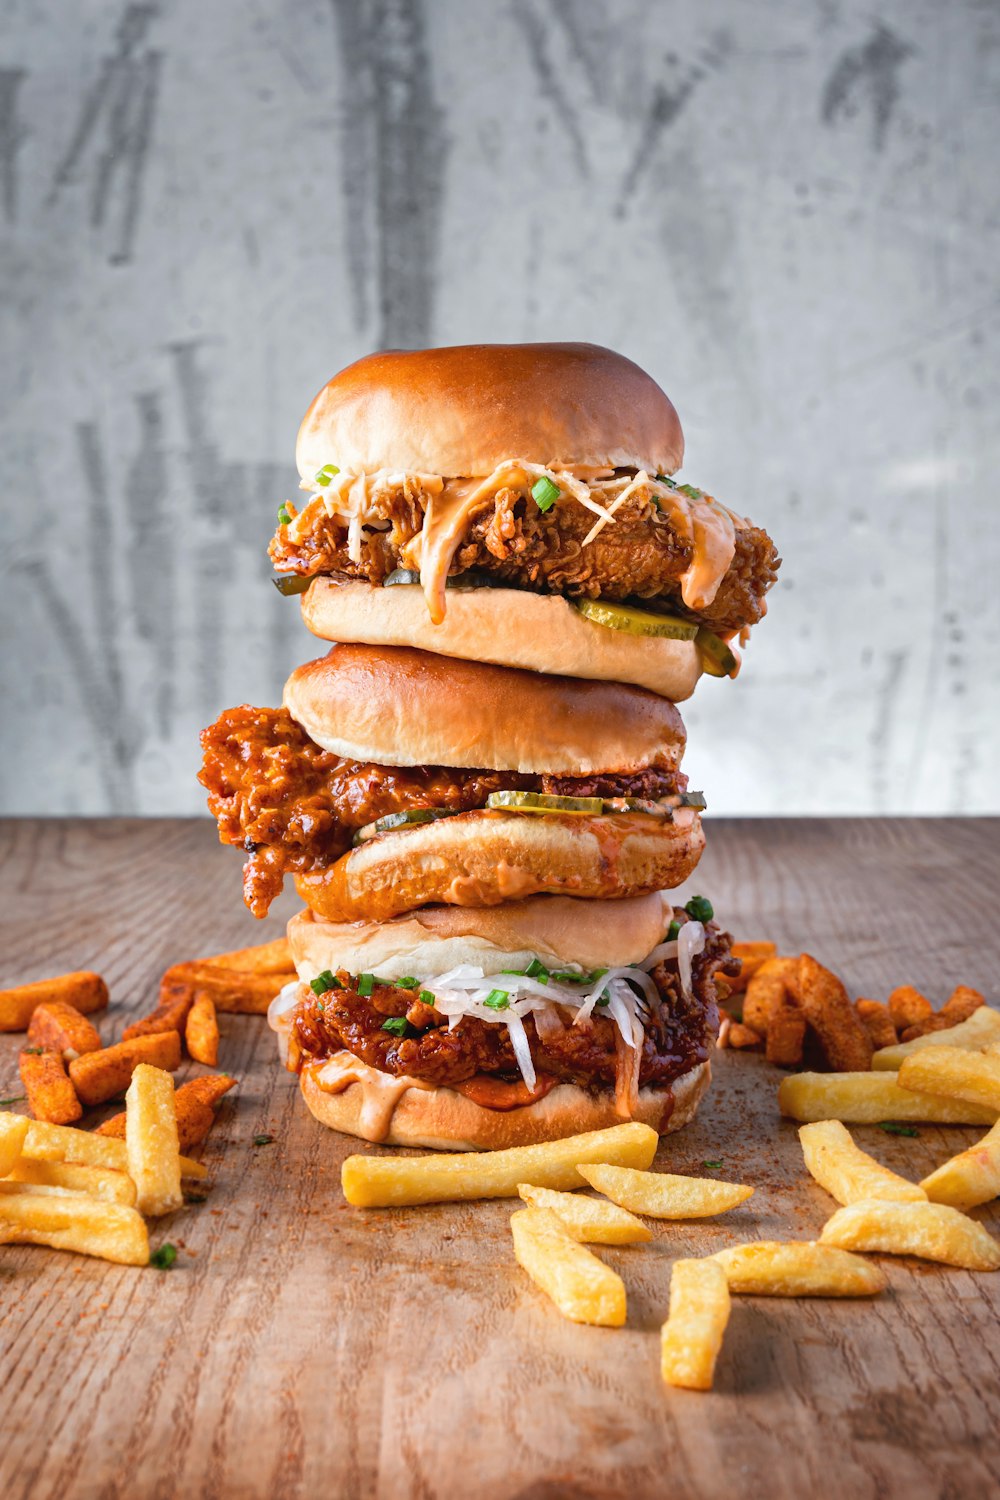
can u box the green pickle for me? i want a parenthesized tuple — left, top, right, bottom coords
(353, 808, 458, 845)
(272, 574, 312, 597)
(573, 600, 698, 640)
(486, 791, 604, 816)
(695, 629, 739, 678)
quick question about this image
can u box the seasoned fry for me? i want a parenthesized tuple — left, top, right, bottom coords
(0, 1188, 148, 1265)
(797, 954, 873, 1072)
(0, 1115, 29, 1175)
(5, 1158, 137, 1206)
(872, 1005, 1000, 1070)
(900, 1016, 953, 1043)
(743, 957, 797, 1035)
(15, 1116, 207, 1178)
(887, 985, 933, 1033)
(578, 1163, 753, 1219)
(0, 971, 109, 1032)
(820, 1198, 1000, 1271)
(940, 985, 985, 1025)
(96, 1072, 236, 1151)
(766, 998, 807, 1068)
(198, 936, 292, 973)
(121, 988, 194, 1042)
(778, 1071, 998, 1125)
(516, 1184, 651, 1244)
(510, 1206, 626, 1326)
(26, 1001, 102, 1060)
(126, 1065, 182, 1217)
(898, 1046, 1000, 1113)
(19, 1049, 82, 1125)
(341, 1122, 659, 1207)
(68, 1031, 181, 1107)
(160, 962, 295, 1015)
(727, 1022, 763, 1050)
(920, 1119, 1000, 1211)
(711, 1240, 887, 1296)
(725, 941, 778, 995)
(855, 999, 897, 1051)
(660, 1258, 730, 1391)
(185, 992, 220, 1066)
(799, 1120, 926, 1205)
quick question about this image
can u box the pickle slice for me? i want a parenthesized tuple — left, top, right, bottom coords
(353, 809, 459, 845)
(383, 568, 421, 586)
(695, 629, 739, 678)
(383, 568, 496, 590)
(272, 574, 312, 596)
(486, 791, 604, 816)
(574, 600, 698, 640)
(678, 790, 707, 810)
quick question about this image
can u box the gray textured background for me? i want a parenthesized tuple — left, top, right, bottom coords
(2, 0, 998, 817)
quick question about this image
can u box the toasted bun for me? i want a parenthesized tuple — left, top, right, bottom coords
(300, 579, 703, 702)
(299, 1056, 710, 1149)
(295, 343, 684, 480)
(295, 809, 704, 923)
(282, 644, 685, 774)
(287, 892, 677, 981)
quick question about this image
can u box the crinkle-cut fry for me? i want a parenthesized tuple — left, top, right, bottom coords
(888, 986, 934, 1033)
(14, 1116, 207, 1178)
(766, 998, 807, 1068)
(68, 1031, 181, 1107)
(516, 1184, 651, 1244)
(855, 999, 897, 1052)
(19, 1049, 82, 1126)
(342, 1123, 659, 1207)
(727, 1022, 763, 1050)
(510, 1206, 626, 1326)
(799, 1120, 926, 1205)
(26, 1001, 102, 1060)
(660, 1258, 730, 1391)
(0, 971, 109, 1032)
(0, 1188, 148, 1265)
(160, 962, 295, 1015)
(820, 1198, 1000, 1271)
(743, 957, 797, 1036)
(898, 1046, 1000, 1113)
(724, 942, 777, 995)
(5, 1157, 137, 1206)
(185, 992, 220, 1066)
(872, 1005, 1000, 1070)
(778, 1071, 998, 1125)
(797, 955, 873, 1072)
(126, 1065, 183, 1217)
(712, 1240, 887, 1296)
(940, 985, 985, 1025)
(197, 936, 292, 974)
(0, 1115, 29, 1176)
(96, 1073, 236, 1151)
(578, 1163, 753, 1219)
(122, 988, 195, 1042)
(920, 1118, 1000, 1211)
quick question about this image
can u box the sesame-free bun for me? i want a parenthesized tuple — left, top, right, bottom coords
(294, 808, 704, 923)
(286, 892, 677, 982)
(300, 579, 703, 702)
(295, 343, 684, 480)
(282, 644, 686, 774)
(299, 1055, 710, 1149)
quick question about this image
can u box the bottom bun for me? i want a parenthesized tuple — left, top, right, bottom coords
(299, 1055, 711, 1151)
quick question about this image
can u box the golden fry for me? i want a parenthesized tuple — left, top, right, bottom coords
(0, 1115, 29, 1176)
(920, 1119, 1000, 1211)
(19, 1049, 82, 1126)
(125, 1065, 182, 1217)
(5, 1158, 137, 1206)
(778, 1070, 997, 1125)
(0, 971, 109, 1032)
(820, 1198, 1000, 1271)
(68, 1031, 181, 1107)
(26, 1002, 102, 1059)
(898, 1046, 1000, 1113)
(516, 1184, 651, 1244)
(97, 1072, 236, 1151)
(660, 1258, 730, 1391)
(797, 954, 873, 1072)
(510, 1206, 626, 1326)
(14, 1116, 206, 1178)
(0, 1188, 148, 1265)
(185, 992, 220, 1066)
(712, 1240, 886, 1296)
(872, 1006, 1000, 1070)
(799, 1120, 926, 1205)
(578, 1163, 753, 1219)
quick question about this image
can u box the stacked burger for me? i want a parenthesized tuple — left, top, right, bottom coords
(199, 344, 779, 1150)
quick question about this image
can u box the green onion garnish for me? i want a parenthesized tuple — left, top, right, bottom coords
(595, 991, 611, 1007)
(525, 959, 549, 980)
(685, 895, 714, 924)
(310, 970, 340, 996)
(878, 1122, 919, 1138)
(315, 464, 340, 486)
(395, 977, 419, 990)
(666, 920, 680, 942)
(22, 1047, 45, 1056)
(549, 969, 587, 984)
(277, 503, 292, 525)
(0, 1095, 27, 1108)
(703, 1159, 723, 1170)
(678, 483, 702, 500)
(381, 1017, 409, 1036)
(418, 990, 435, 1007)
(531, 476, 560, 512)
(252, 1133, 275, 1146)
(483, 989, 511, 1010)
(150, 1244, 178, 1269)
(357, 973, 375, 998)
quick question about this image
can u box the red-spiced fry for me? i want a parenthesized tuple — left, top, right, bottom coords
(798, 956, 874, 1073)
(19, 1049, 82, 1125)
(68, 1032, 181, 1108)
(855, 999, 898, 1051)
(197, 937, 292, 974)
(26, 1002, 102, 1060)
(160, 963, 294, 1015)
(96, 1073, 236, 1151)
(766, 999, 807, 1068)
(727, 1022, 763, 1050)
(888, 986, 933, 1034)
(122, 986, 195, 1042)
(724, 942, 778, 996)
(0, 971, 109, 1033)
(185, 992, 220, 1066)
(940, 986, 985, 1025)
(743, 957, 798, 1036)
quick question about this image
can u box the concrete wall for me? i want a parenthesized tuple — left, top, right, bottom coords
(2, 0, 998, 817)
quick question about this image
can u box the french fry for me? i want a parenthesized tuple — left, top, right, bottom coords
(778, 1071, 998, 1125)
(725, 941, 778, 995)
(161, 963, 295, 1015)
(940, 985, 985, 1025)
(126, 1065, 182, 1217)
(14, 1116, 207, 1178)
(766, 998, 807, 1068)
(5, 1158, 137, 1206)
(578, 1164, 753, 1219)
(797, 955, 873, 1072)
(727, 1022, 763, 1050)
(920, 1118, 1000, 1211)
(888, 986, 933, 1033)
(743, 957, 797, 1035)
(19, 1049, 82, 1125)
(185, 992, 220, 1066)
(711, 1241, 887, 1296)
(855, 999, 897, 1051)
(898, 1046, 1000, 1113)
(26, 1002, 102, 1060)
(0, 1115, 29, 1175)
(510, 1206, 626, 1326)
(872, 1006, 1000, 1070)
(341, 1122, 659, 1207)
(516, 1184, 651, 1244)
(198, 937, 292, 973)
(820, 1198, 1000, 1271)
(799, 1120, 926, 1205)
(0, 971, 109, 1032)
(0, 1188, 148, 1265)
(660, 1258, 730, 1391)
(97, 1073, 236, 1151)
(68, 1031, 181, 1107)
(121, 988, 194, 1042)
(900, 1017, 953, 1043)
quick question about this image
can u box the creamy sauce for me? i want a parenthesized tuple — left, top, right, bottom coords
(308, 1053, 434, 1142)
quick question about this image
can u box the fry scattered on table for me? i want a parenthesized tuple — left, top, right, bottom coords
(68, 1031, 182, 1108)
(778, 1071, 997, 1125)
(920, 1118, 1000, 1211)
(711, 1240, 887, 1296)
(854, 999, 897, 1052)
(796, 955, 873, 1072)
(0, 971, 109, 1033)
(0, 1115, 29, 1175)
(872, 1006, 1000, 1071)
(660, 1258, 731, 1391)
(516, 1183, 651, 1244)
(897, 1046, 1000, 1113)
(510, 1206, 626, 1326)
(819, 1199, 1000, 1272)
(126, 1064, 183, 1217)
(799, 1120, 926, 1205)
(121, 988, 194, 1042)
(0, 1189, 149, 1265)
(766, 997, 807, 1068)
(97, 1072, 236, 1151)
(724, 941, 777, 995)
(5, 1157, 137, 1206)
(26, 1002, 102, 1060)
(577, 1163, 753, 1219)
(14, 1116, 206, 1178)
(19, 1048, 82, 1126)
(185, 992, 220, 1066)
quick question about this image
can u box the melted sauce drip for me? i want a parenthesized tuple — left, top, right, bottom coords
(309, 1053, 434, 1142)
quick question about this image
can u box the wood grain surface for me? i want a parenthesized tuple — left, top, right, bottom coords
(1, 816, 999, 1500)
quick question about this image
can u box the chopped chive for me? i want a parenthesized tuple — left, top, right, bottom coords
(22, 1047, 45, 1056)
(252, 1133, 275, 1147)
(678, 483, 702, 500)
(357, 973, 375, 998)
(150, 1244, 178, 1269)
(483, 989, 511, 1010)
(595, 991, 611, 1007)
(878, 1122, 919, 1138)
(381, 1016, 410, 1036)
(395, 977, 419, 990)
(525, 959, 549, 981)
(184, 1191, 208, 1204)
(666, 920, 680, 942)
(418, 990, 435, 1007)
(703, 1159, 723, 1170)
(531, 476, 560, 512)
(277, 503, 292, 525)
(549, 969, 587, 983)
(0, 1096, 27, 1108)
(315, 463, 340, 486)
(685, 895, 714, 924)
(310, 969, 340, 996)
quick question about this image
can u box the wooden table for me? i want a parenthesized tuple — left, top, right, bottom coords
(1, 817, 998, 1500)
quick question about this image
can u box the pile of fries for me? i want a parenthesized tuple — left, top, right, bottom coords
(720, 942, 988, 1075)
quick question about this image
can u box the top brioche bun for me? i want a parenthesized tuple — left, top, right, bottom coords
(282, 643, 685, 775)
(295, 343, 684, 480)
